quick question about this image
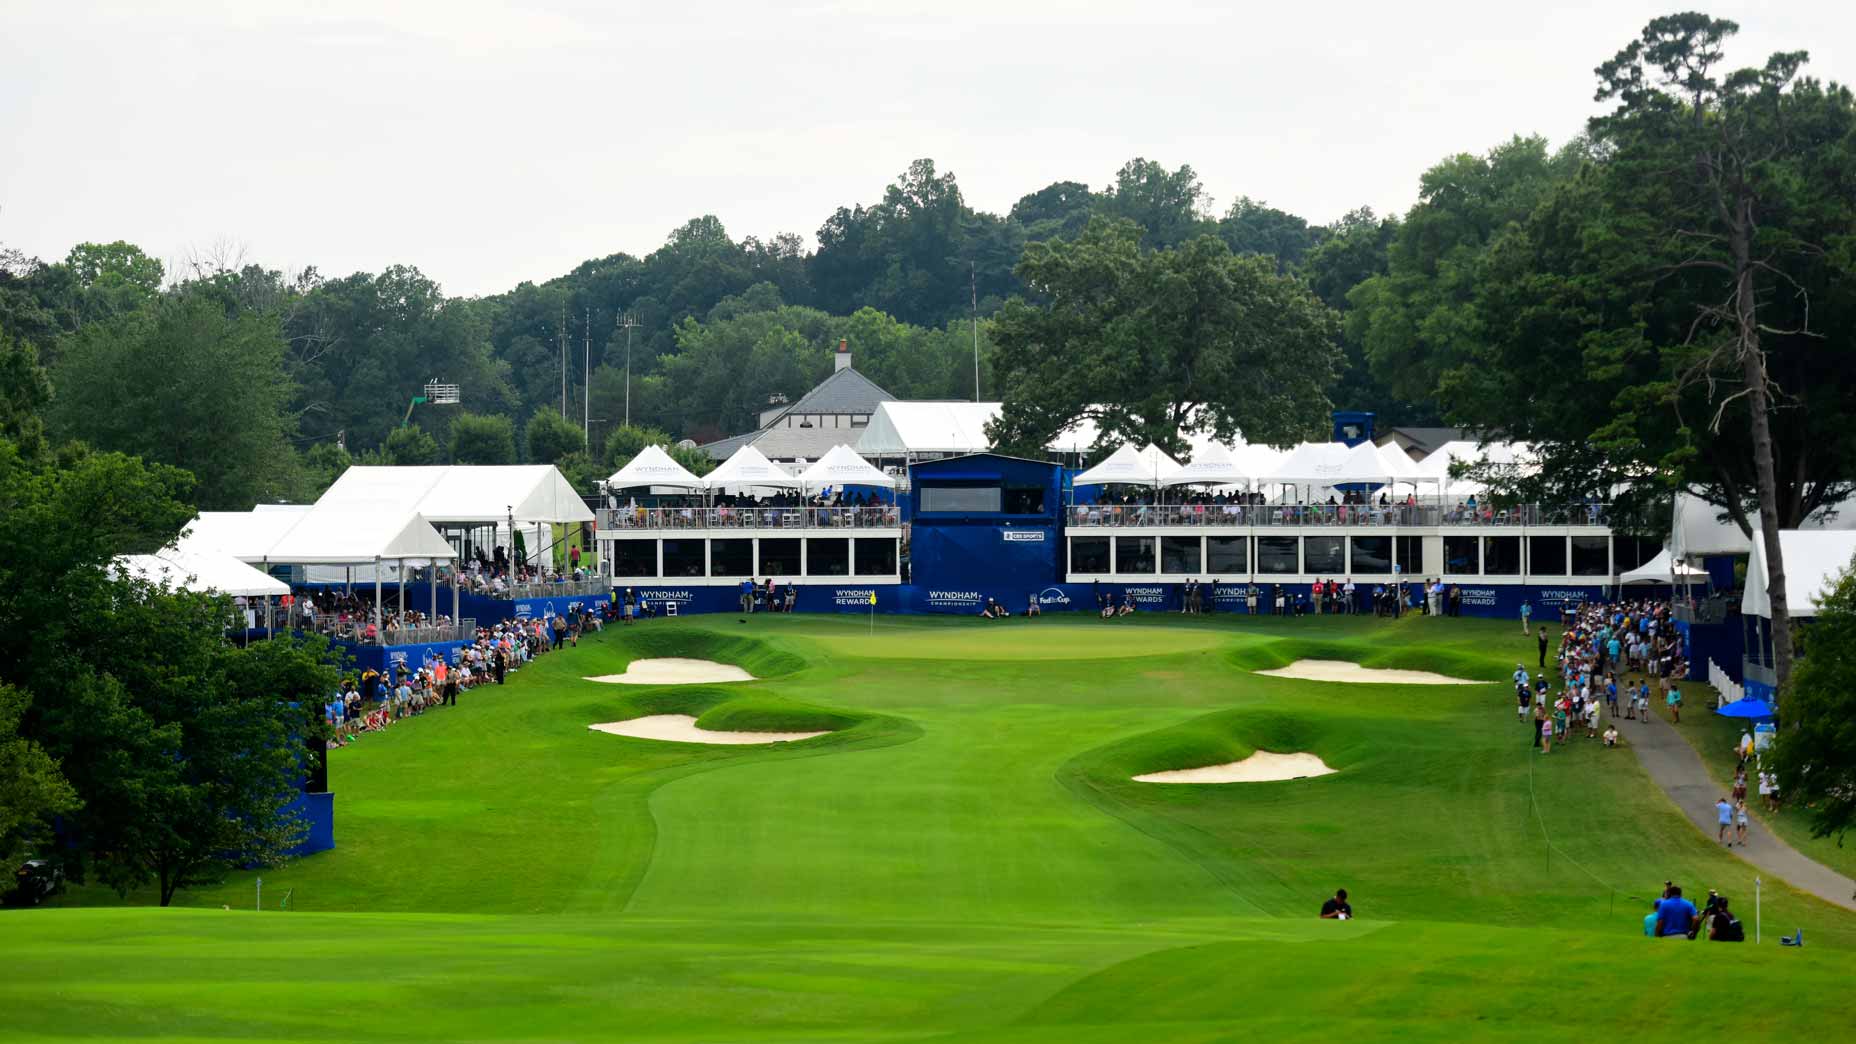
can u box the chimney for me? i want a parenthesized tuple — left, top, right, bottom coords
(835, 338, 851, 372)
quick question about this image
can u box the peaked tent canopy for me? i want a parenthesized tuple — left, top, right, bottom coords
(607, 445, 706, 490)
(114, 547, 290, 598)
(1619, 549, 1711, 585)
(856, 401, 1002, 456)
(316, 465, 592, 525)
(1742, 530, 1856, 619)
(177, 506, 313, 562)
(1162, 441, 1245, 487)
(1268, 441, 1397, 486)
(797, 444, 895, 491)
(264, 509, 458, 566)
(705, 444, 799, 492)
(1073, 443, 1182, 486)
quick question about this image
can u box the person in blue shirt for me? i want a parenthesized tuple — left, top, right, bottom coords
(1716, 797, 1736, 846)
(1655, 886, 1698, 937)
(1519, 599, 1533, 634)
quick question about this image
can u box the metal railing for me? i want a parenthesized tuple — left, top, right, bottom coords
(1065, 503, 1610, 528)
(1674, 596, 1730, 625)
(599, 506, 901, 531)
(504, 579, 607, 600)
(293, 616, 478, 646)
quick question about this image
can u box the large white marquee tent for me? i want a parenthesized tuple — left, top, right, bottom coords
(1742, 530, 1856, 619)
(114, 547, 290, 599)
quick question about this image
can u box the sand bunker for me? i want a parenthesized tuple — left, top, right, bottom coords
(1257, 659, 1483, 685)
(588, 714, 828, 745)
(1134, 750, 1337, 784)
(585, 658, 755, 685)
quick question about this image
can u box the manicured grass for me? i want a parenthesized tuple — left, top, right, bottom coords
(9, 612, 1854, 1040)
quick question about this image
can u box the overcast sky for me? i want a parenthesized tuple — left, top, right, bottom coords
(4, 1, 1851, 297)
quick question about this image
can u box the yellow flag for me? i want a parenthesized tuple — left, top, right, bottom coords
(868, 592, 877, 606)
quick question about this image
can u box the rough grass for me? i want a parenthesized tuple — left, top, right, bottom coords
(10, 612, 1854, 1041)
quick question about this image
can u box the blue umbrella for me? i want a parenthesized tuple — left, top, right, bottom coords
(1716, 699, 1777, 721)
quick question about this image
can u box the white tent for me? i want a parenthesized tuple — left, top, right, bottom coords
(1417, 440, 1536, 496)
(114, 547, 289, 598)
(1230, 442, 1285, 480)
(1619, 549, 1710, 586)
(317, 465, 592, 525)
(797, 444, 895, 491)
(1268, 441, 1398, 485)
(1162, 441, 1245, 487)
(1073, 443, 1181, 486)
(263, 508, 457, 566)
(177, 506, 312, 562)
(607, 445, 706, 490)
(1669, 492, 1856, 561)
(705, 444, 799, 492)
(856, 401, 1002, 456)
(1742, 530, 1856, 618)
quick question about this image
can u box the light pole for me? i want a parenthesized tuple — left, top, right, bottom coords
(615, 312, 640, 428)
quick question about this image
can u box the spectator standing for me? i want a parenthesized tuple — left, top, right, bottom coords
(1520, 599, 1533, 634)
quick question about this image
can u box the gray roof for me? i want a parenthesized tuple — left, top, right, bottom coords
(700, 365, 896, 461)
(779, 366, 894, 418)
(1379, 427, 1467, 456)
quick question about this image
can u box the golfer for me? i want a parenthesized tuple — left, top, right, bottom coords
(1320, 889, 1352, 920)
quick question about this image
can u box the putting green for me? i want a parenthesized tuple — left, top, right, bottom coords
(12, 614, 1854, 1041)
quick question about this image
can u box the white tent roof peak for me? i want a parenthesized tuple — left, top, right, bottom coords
(607, 445, 705, 490)
(797, 444, 895, 490)
(705, 444, 798, 491)
(1620, 549, 1710, 586)
(1073, 443, 1181, 486)
(1162, 441, 1244, 487)
(1267, 441, 1397, 485)
(263, 509, 457, 566)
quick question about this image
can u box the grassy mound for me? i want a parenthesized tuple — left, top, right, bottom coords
(582, 627, 808, 679)
(1223, 635, 1499, 681)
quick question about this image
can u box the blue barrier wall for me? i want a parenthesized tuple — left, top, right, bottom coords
(285, 790, 334, 856)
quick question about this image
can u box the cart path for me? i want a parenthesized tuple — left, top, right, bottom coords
(1627, 709, 1856, 911)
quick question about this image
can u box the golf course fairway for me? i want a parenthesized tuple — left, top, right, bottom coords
(7, 614, 1851, 1041)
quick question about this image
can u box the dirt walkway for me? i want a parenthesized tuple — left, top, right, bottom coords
(1628, 710, 1856, 911)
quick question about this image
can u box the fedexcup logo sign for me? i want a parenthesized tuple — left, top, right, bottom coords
(928, 590, 981, 608)
(1036, 586, 1071, 606)
(1002, 530, 1045, 542)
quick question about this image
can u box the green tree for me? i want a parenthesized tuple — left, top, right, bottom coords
(1347, 135, 1581, 404)
(604, 424, 675, 468)
(49, 294, 300, 508)
(1775, 555, 1856, 844)
(0, 440, 329, 904)
(0, 329, 52, 457)
(525, 407, 585, 464)
(384, 424, 441, 466)
(448, 412, 516, 465)
(63, 241, 164, 322)
(1217, 197, 1324, 270)
(300, 441, 352, 498)
(1298, 209, 1433, 423)
(1092, 158, 1213, 248)
(0, 684, 80, 865)
(988, 219, 1341, 457)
